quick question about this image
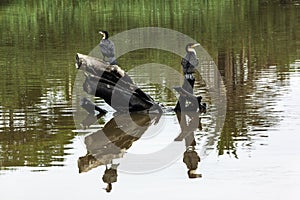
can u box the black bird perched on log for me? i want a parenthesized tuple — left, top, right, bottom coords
(181, 43, 200, 92)
(99, 30, 117, 65)
(75, 53, 162, 113)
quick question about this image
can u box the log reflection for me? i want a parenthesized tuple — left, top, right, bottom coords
(78, 112, 161, 192)
(78, 113, 161, 172)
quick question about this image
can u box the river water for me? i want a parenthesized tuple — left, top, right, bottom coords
(0, 1, 300, 199)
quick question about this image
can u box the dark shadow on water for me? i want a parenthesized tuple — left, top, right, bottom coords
(78, 113, 162, 173)
(78, 112, 162, 192)
(175, 111, 203, 179)
(77, 86, 208, 191)
(78, 109, 205, 192)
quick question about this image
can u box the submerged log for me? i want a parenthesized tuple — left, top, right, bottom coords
(76, 53, 161, 113)
(80, 97, 107, 115)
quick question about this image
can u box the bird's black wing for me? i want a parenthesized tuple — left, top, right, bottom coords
(188, 53, 199, 68)
(181, 53, 198, 74)
(99, 39, 115, 58)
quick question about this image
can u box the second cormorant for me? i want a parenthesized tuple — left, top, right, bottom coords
(181, 43, 200, 92)
(99, 30, 117, 65)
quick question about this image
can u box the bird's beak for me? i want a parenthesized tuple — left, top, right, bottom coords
(191, 43, 200, 48)
(99, 31, 103, 35)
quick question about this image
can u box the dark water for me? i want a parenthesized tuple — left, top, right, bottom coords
(0, 0, 300, 199)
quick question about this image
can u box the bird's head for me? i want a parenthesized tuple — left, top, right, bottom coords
(185, 43, 200, 54)
(99, 30, 109, 39)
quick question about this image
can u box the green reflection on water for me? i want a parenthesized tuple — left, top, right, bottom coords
(0, 0, 300, 170)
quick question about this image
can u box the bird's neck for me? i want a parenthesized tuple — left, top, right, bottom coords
(188, 48, 197, 55)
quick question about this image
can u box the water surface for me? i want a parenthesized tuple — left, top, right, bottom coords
(0, 0, 300, 199)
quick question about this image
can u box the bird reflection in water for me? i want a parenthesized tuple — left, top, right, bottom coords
(78, 107, 204, 192)
(102, 164, 119, 192)
(78, 112, 161, 192)
(175, 111, 202, 178)
(173, 87, 204, 178)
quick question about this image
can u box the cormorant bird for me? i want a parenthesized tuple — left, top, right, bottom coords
(181, 43, 200, 91)
(174, 43, 201, 112)
(99, 30, 117, 65)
